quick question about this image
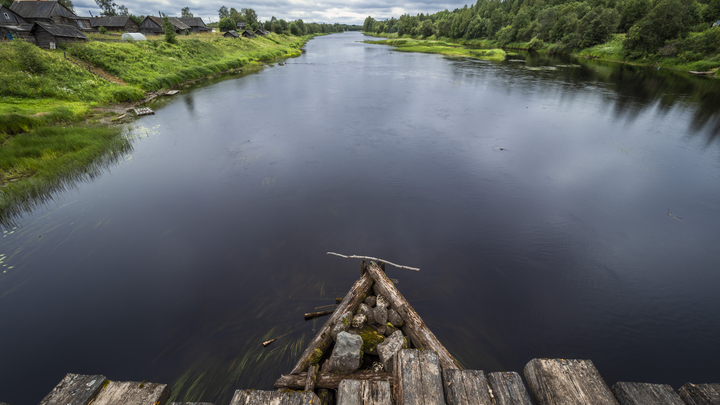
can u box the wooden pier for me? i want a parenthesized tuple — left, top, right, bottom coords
(22, 260, 720, 405)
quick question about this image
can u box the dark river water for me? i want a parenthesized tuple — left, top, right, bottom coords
(2, 32, 720, 403)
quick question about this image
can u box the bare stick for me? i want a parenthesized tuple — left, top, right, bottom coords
(304, 309, 335, 321)
(326, 252, 420, 272)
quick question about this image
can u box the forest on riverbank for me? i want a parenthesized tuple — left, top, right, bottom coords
(363, 0, 720, 73)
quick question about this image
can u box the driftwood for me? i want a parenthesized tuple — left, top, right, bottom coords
(487, 371, 534, 405)
(523, 358, 619, 405)
(274, 371, 393, 390)
(365, 262, 461, 371)
(305, 309, 335, 321)
(38, 373, 107, 405)
(443, 369, 493, 405)
(327, 252, 420, 272)
(286, 272, 374, 375)
(337, 380, 392, 405)
(395, 349, 444, 405)
(678, 383, 720, 405)
(611, 382, 684, 405)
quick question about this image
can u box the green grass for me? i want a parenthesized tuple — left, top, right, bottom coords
(0, 125, 131, 227)
(366, 38, 507, 60)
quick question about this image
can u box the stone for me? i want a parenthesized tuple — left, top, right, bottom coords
(326, 331, 363, 373)
(373, 305, 388, 326)
(385, 324, 398, 336)
(331, 312, 352, 342)
(352, 314, 366, 328)
(388, 308, 405, 328)
(364, 296, 377, 307)
(372, 361, 384, 372)
(376, 325, 387, 336)
(356, 325, 385, 356)
(358, 303, 375, 324)
(377, 330, 407, 371)
(376, 294, 389, 308)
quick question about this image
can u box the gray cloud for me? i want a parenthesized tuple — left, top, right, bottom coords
(72, 0, 473, 25)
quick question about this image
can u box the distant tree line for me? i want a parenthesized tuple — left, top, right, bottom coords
(364, 0, 720, 59)
(216, 6, 360, 35)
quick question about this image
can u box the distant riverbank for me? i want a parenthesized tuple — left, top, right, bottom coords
(0, 32, 316, 227)
(363, 32, 719, 76)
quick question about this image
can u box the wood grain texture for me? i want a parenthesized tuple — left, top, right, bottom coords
(612, 382, 684, 405)
(38, 373, 106, 405)
(442, 369, 493, 405)
(337, 380, 392, 405)
(274, 371, 393, 390)
(305, 365, 318, 391)
(90, 380, 169, 405)
(524, 358, 619, 405)
(487, 371, 533, 405)
(678, 383, 720, 405)
(229, 389, 321, 405)
(396, 349, 445, 405)
(365, 262, 461, 371)
(169, 403, 215, 405)
(287, 272, 374, 375)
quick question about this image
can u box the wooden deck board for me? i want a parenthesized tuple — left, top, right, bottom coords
(442, 369, 493, 405)
(230, 389, 321, 405)
(524, 358, 619, 405)
(338, 380, 392, 405)
(90, 380, 169, 405)
(612, 382, 684, 405)
(678, 383, 720, 405)
(275, 371, 393, 390)
(38, 373, 107, 405)
(487, 371, 533, 405)
(396, 349, 444, 405)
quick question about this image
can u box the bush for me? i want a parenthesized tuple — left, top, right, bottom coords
(163, 16, 177, 44)
(218, 17, 235, 32)
(98, 26, 107, 35)
(528, 36, 544, 50)
(13, 40, 48, 74)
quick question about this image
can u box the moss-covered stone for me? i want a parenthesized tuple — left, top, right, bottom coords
(354, 324, 385, 355)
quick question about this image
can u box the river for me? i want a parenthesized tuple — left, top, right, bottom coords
(1, 32, 720, 404)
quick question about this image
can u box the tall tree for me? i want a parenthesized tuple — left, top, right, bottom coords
(58, 0, 74, 12)
(218, 6, 229, 19)
(95, 0, 117, 16)
(117, 4, 129, 16)
(181, 7, 193, 18)
(242, 8, 257, 24)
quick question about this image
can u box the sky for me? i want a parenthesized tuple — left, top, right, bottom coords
(71, 0, 474, 25)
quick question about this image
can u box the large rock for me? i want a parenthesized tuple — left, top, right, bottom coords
(364, 296, 377, 307)
(388, 308, 405, 328)
(358, 303, 375, 324)
(326, 332, 363, 373)
(376, 295, 389, 308)
(373, 305, 388, 326)
(331, 312, 352, 342)
(377, 330, 407, 371)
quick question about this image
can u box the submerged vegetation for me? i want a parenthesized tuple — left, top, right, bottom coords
(365, 38, 507, 60)
(363, 0, 720, 73)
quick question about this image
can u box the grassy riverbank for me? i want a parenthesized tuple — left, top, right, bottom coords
(0, 32, 315, 226)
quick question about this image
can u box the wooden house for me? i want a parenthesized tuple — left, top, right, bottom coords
(236, 21, 246, 30)
(0, 6, 32, 41)
(241, 29, 255, 38)
(223, 29, 239, 38)
(30, 21, 87, 48)
(90, 16, 138, 32)
(0, 4, 27, 26)
(178, 17, 209, 33)
(9, 1, 76, 25)
(139, 16, 190, 35)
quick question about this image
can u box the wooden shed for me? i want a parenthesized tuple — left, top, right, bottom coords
(178, 17, 209, 33)
(30, 21, 87, 48)
(139, 16, 189, 35)
(9, 1, 76, 25)
(241, 29, 255, 38)
(90, 16, 138, 32)
(223, 29, 239, 38)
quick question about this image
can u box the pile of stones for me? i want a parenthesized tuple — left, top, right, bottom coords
(323, 283, 410, 374)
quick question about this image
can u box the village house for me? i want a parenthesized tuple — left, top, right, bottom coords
(30, 20, 87, 48)
(236, 21, 246, 30)
(10, 0, 75, 25)
(178, 17, 209, 33)
(0, 5, 32, 41)
(223, 29, 239, 38)
(139, 15, 190, 35)
(90, 16, 138, 32)
(241, 29, 255, 38)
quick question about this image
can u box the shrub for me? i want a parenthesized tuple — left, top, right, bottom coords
(13, 40, 48, 74)
(163, 16, 177, 44)
(218, 17, 235, 32)
(99, 26, 107, 35)
(528, 36, 544, 50)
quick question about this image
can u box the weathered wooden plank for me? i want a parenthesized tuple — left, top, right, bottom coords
(487, 371, 533, 405)
(365, 262, 461, 371)
(396, 349, 444, 405)
(678, 383, 720, 405)
(305, 365, 318, 391)
(443, 369, 493, 405)
(229, 390, 321, 405)
(612, 382, 684, 405)
(524, 358, 619, 405)
(38, 373, 107, 405)
(169, 403, 214, 405)
(286, 272, 374, 375)
(274, 371, 393, 390)
(90, 380, 170, 405)
(338, 380, 392, 405)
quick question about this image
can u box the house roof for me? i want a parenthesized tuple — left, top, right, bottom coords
(31, 21, 88, 38)
(90, 16, 133, 28)
(223, 30, 239, 37)
(10, 1, 75, 19)
(145, 15, 190, 30)
(178, 17, 206, 28)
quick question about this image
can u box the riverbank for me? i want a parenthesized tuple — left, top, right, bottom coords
(363, 32, 720, 76)
(0, 32, 316, 227)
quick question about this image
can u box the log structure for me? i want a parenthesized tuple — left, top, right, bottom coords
(229, 390, 320, 405)
(275, 371, 393, 390)
(337, 380, 392, 405)
(394, 349, 444, 405)
(487, 371, 534, 405)
(442, 369, 493, 405)
(524, 358, 619, 405)
(678, 383, 720, 405)
(612, 382, 685, 405)
(38, 373, 106, 405)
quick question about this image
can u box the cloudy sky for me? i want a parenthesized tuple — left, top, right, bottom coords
(72, 0, 473, 25)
